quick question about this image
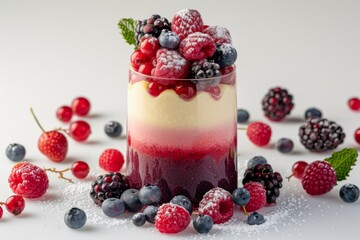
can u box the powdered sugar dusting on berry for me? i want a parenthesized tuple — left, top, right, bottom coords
(203, 26, 232, 44)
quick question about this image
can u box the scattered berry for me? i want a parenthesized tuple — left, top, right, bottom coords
(104, 121, 122, 137)
(198, 187, 234, 224)
(170, 195, 193, 214)
(5, 195, 25, 216)
(132, 212, 146, 227)
(247, 156, 267, 169)
(246, 122, 272, 147)
(289, 161, 308, 180)
(139, 184, 162, 205)
(179, 33, 216, 61)
(135, 14, 171, 46)
(243, 164, 283, 204)
(305, 107, 322, 120)
(354, 127, 360, 145)
(69, 120, 91, 142)
(8, 162, 49, 198)
(193, 215, 213, 234)
(90, 172, 130, 206)
(262, 87, 294, 121)
(144, 205, 159, 224)
(299, 118, 345, 152)
(158, 30, 180, 50)
(276, 138, 294, 153)
(155, 203, 191, 234)
(247, 212, 265, 225)
(232, 188, 250, 206)
(339, 184, 359, 203)
(121, 189, 144, 213)
(38, 130, 68, 162)
(237, 109, 250, 123)
(171, 9, 204, 41)
(203, 25, 232, 44)
(71, 161, 89, 179)
(64, 207, 87, 229)
(212, 43, 237, 67)
(6, 143, 26, 162)
(242, 182, 266, 212)
(102, 198, 125, 218)
(99, 149, 125, 172)
(71, 97, 91, 116)
(0, 206, 2, 220)
(348, 97, 360, 111)
(301, 161, 337, 195)
(56, 106, 73, 123)
(153, 49, 189, 79)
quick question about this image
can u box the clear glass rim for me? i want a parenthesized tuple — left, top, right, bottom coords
(129, 65, 236, 82)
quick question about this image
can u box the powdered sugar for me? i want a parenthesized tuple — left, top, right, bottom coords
(204, 26, 232, 44)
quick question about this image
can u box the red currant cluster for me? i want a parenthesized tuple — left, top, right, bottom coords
(347, 97, 360, 146)
(0, 195, 25, 220)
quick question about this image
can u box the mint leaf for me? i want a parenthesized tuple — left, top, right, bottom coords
(117, 18, 137, 49)
(325, 148, 358, 182)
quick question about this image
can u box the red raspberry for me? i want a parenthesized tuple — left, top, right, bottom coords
(8, 162, 49, 198)
(242, 182, 266, 212)
(153, 49, 189, 79)
(179, 33, 216, 61)
(301, 161, 337, 195)
(171, 9, 204, 41)
(99, 149, 125, 172)
(246, 122, 272, 146)
(203, 26, 232, 44)
(198, 187, 234, 224)
(155, 203, 190, 234)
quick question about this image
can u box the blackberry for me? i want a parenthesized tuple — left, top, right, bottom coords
(262, 87, 294, 121)
(242, 163, 283, 204)
(299, 118, 345, 152)
(135, 14, 171, 46)
(90, 172, 130, 206)
(190, 59, 221, 79)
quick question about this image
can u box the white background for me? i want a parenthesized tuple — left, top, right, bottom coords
(0, 0, 359, 239)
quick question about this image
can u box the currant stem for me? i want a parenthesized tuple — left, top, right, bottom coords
(0, 202, 5, 206)
(242, 205, 249, 217)
(44, 167, 73, 184)
(55, 127, 70, 135)
(286, 173, 294, 182)
(30, 108, 46, 133)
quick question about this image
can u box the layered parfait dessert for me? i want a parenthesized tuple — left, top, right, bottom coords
(120, 9, 238, 205)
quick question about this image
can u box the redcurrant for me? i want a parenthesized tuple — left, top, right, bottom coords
(71, 97, 91, 116)
(174, 81, 196, 100)
(71, 161, 90, 179)
(348, 97, 360, 111)
(138, 63, 153, 75)
(5, 195, 25, 216)
(139, 37, 160, 56)
(355, 127, 360, 145)
(147, 81, 167, 97)
(0, 206, 3, 220)
(207, 86, 221, 100)
(290, 161, 308, 180)
(130, 50, 149, 70)
(56, 105, 73, 122)
(69, 120, 91, 142)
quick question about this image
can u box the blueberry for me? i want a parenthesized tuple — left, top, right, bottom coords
(143, 205, 158, 224)
(120, 189, 143, 213)
(276, 138, 294, 153)
(6, 143, 26, 162)
(193, 215, 213, 234)
(64, 207, 87, 229)
(139, 184, 162, 205)
(132, 213, 146, 227)
(104, 121, 122, 137)
(247, 212, 265, 225)
(232, 188, 250, 206)
(212, 43, 237, 67)
(101, 198, 125, 217)
(247, 156, 267, 169)
(170, 195, 193, 214)
(237, 109, 250, 123)
(305, 108, 322, 120)
(340, 184, 360, 203)
(159, 30, 180, 50)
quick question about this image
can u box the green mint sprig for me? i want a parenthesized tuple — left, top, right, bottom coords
(325, 148, 358, 182)
(117, 18, 137, 50)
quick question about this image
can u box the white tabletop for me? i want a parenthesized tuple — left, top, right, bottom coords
(0, 0, 359, 239)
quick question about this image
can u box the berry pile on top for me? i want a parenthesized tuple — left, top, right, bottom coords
(119, 9, 237, 98)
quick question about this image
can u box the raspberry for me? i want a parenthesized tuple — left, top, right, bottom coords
(99, 149, 125, 172)
(203, 26, 232, 44)
(198, 187, 234, 224)
(153, 49, 189, 79)
(301, 161, 337, 195)
(8, 162, 49, 198)
(171, 9, 204, 41)
(242, 182, 266, 212)
(246, 122, 272, 146)
(155, 203, 190, 234)
(179, 33, 216, 61)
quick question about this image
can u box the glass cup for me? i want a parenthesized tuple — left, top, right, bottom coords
(126, 67, 237, 205)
